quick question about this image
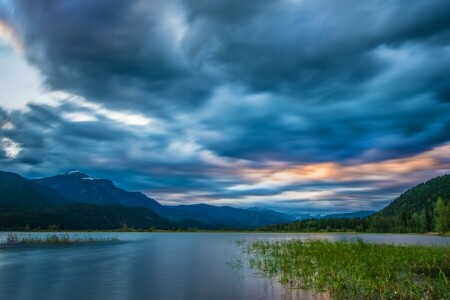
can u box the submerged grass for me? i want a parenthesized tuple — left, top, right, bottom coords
(1, 233, 119, 245)
(242, 239, 450, 299)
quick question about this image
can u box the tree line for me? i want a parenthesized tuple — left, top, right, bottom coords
(260, 197, 450, 234)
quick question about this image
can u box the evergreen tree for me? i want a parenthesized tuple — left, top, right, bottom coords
(435, 197, 449, 234)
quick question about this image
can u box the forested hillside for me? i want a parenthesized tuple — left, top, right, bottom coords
(261, 175, 450, 233)
(0, 204, 176, 231)
(379, 175, 450, 216)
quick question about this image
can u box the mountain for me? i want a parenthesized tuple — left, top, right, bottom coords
(158, 204, 290, 229)
(35, 171, 293, 228)
(247, 206, 297, 221)
(271, 209, 374, 221)
(260, 174, 450, 233)
(282, 212, 323, 220)
(324, 211, 375, 219)
(0, 171, 174, 230)
(6, 170, 449, 231)
(365, 174, 450, 232)
(0, 171, 73, 208)
(35, 171, 162, 210)
(377, 174, 450, 217)
(33, 171, 383, 228)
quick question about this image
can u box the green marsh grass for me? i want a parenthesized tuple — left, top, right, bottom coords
(242, 239, 450, 299)
(1, 233, 119, 245)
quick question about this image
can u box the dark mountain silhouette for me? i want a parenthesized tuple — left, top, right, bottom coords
(0, 171, 73, 208)
(159, 204, 290, 228)
(0, 171, 173, 230)
(4, 169, 427, 231)
(35, 171, 162, 210)
(35, 171, 292, 228)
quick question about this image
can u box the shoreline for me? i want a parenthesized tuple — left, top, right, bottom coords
(0, 230, 448, 236)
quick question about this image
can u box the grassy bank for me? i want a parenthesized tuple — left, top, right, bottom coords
(242, 239, 450, 299)
(0, 233, 119, 245)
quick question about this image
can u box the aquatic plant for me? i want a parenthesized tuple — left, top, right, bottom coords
(242, 239, 450, 299)
(1, 233, 119, 245)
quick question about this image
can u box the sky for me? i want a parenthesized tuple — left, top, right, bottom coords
(0, 0, 450, 213)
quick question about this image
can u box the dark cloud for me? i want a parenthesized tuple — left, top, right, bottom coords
(1, 0, 450, 212)
(7, 0, 211, 111)
(183, 0, 450, 94)
(6, 0, 449, 107)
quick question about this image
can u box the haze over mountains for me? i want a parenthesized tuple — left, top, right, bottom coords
(0, 170, 377, 230)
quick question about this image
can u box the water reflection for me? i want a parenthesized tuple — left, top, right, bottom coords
(0, 233, 448, 300)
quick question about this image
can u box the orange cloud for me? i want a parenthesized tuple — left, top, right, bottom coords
(146, 144, 450, 206)
(236, 143, 450, 189)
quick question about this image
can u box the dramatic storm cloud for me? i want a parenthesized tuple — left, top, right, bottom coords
(1, 0, 450, 213)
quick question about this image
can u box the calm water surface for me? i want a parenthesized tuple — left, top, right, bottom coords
(0, 232, 448, 300)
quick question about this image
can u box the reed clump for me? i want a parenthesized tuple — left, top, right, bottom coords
(243, 239, 450, 299)
(2, 233, 119, 245)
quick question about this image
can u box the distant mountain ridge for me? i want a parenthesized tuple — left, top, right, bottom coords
(0, 169, 395, 230)
(324, 211, 375, 219)
(34, 171, 292, 229)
